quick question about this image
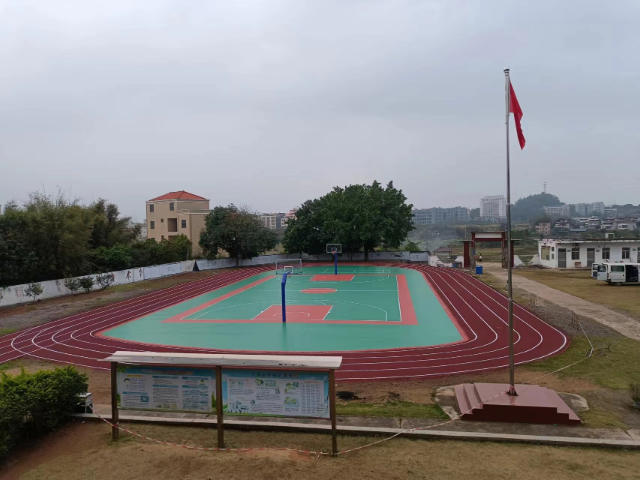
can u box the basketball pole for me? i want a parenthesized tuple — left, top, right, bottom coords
(281, 271, 289, 323)
(334, 251, 338, 275)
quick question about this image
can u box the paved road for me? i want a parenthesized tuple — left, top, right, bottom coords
(484, 263, 640, 340)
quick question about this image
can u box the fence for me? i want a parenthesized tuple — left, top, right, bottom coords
(0, 251, 430, 308)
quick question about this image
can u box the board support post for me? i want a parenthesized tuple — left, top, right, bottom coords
(215, 365, 225, 448)
(110, 362, 119, 440)
(329, 369, 338, 456)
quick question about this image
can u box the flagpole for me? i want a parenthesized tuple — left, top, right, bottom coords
(504, 68, 517, 396)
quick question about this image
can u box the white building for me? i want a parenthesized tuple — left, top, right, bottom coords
(480, 195, 506, 219)
(575, 202, 605, 216)
(543, 205, 571, 217)
(537, 239, 640, 269)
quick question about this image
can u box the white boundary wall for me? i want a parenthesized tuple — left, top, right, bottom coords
(0, 252, 429, 308)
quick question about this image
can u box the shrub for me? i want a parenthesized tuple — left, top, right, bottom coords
(64, 277, 81, 294)
(24, 282, 43, 302)
(94, 273, 115, 291)
(78, 276, 94, 293)
(0, 366, 88, 458)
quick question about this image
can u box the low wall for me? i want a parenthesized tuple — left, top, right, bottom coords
(1, 252, 430, 308)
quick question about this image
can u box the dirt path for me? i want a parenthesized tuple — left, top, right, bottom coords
(483, 264, 640, 340)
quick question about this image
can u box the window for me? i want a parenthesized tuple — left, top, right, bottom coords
(161, 218, 164, 222)
(169, 202, 174, 211)
(571, 248, 580, 260)
(150, 221, 155, 230)
(541, 246, 550, 260)
(622, 248, 630, 260)
(149, 204, 154, 213)
(181, 219, 187, 228)
(602, 247, 610, 260)
(612, 265, 625, 273)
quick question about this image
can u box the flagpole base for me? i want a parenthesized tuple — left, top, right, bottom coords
(507, 385, 518, 396)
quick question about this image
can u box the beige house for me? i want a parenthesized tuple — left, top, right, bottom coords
(146, 191, 210, 256)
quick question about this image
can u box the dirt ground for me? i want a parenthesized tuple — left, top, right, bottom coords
(1, 421, 639, 480)
(0, 270, 225, 331)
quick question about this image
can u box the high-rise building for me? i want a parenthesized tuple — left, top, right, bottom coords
(480, 196, 507, 219)
(575, 202, 605, 216)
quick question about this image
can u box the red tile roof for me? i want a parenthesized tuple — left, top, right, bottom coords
(148, 191, 208, 202)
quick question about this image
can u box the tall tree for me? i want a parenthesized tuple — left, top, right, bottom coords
(200, 205, 278, 266)
(89, 199, 139, 249)
(283, 181, 414, 259)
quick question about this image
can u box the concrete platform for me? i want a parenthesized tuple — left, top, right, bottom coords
(454, 383, 581, 425)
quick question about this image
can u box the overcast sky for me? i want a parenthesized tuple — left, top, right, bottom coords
(1, 0, 638, 222)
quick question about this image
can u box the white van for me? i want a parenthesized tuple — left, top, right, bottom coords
(596, 263, 640, 285)
(591, 263, 600, 278)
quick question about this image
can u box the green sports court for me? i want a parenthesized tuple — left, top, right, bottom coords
(101, 265, 465, 352)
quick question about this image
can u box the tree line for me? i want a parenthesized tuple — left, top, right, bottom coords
(0, 192, 192, 287)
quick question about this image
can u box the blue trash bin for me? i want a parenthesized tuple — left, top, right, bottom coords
(475, 266, 483, 275)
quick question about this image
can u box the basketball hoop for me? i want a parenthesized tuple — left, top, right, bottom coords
(331, 248, 337, 255)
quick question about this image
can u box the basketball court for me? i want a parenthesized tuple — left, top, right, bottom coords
(100, 265, 464, 352)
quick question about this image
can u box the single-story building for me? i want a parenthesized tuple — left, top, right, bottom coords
(537, 239, 640, 268)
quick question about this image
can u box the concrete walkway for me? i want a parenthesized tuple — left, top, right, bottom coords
(74, 407, 640, 450)
(483, 263, 640, 340)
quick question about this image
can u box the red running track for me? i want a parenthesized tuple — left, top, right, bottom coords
(0, 264, 568, 382)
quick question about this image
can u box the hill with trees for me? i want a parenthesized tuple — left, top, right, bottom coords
(511, 193, 563, 221)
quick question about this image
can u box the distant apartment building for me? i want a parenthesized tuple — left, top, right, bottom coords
(535, 223, 551, 235)
(259, 212, 289, 229)
(146, 191, 210, 256)
(412, 206, 470, 225)
(480, 196, 507, 220)
(575, 202, 605, 216)
(543, 204, 571, 218)
(604, 207, 618, 217)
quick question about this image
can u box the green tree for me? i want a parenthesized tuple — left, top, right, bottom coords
(89, 199, 139, 249)
(283, 181, 413, 260)
(403, 241, 421, 252)
(78, 276, 94, 293)
(200, 205, 278, 266)
(63, 277, 80, 294)
(21, 192, 95, 279)
(24, 282, 43, 302)
(94, 273, 115, 291)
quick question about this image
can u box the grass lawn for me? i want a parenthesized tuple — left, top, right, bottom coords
(514, 268, 640, 319)
(0, 327, 17, 336)
(4, 421, 640, 480)
(336, 401, 448, 419)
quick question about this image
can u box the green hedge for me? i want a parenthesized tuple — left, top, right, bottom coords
(0, 366, 88, 458)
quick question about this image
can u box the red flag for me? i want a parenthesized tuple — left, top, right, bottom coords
(509, 83, 526, 149)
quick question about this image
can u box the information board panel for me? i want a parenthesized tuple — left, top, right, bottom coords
(116, 365, 215, 413)
(222, 369, 330, 419)
(116, 365, 330, 419)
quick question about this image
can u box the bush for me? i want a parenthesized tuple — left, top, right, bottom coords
(78, 276, 94, 293)
(95, 273, 115, 291)
(24, 282, 43, 302)
(64, 277, 81, 294)
(0, 366, 88, 458)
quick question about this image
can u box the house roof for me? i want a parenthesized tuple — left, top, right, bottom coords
(148, 191, 208, 202)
